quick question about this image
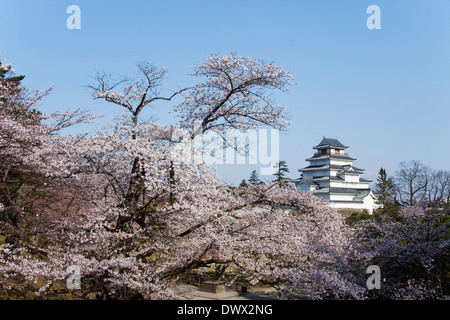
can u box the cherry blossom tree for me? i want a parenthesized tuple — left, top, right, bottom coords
(395, 160, 430, 206)
(0, 58, 98, 220)
(87, 62, 189, 227)
(0, 60, 49, 209)
(1, 55, 365, 300)
(350, 205, 449, 299)
(175, 54, 294, 138)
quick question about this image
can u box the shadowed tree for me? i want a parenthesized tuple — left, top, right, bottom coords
(239, 179, 248, 188)
(273, 161, 290, 187)
(1, 55, 367, 300)
(248, 170, 261, 186)
(395, 160, 430, 206)
(375, 167, 396, 215)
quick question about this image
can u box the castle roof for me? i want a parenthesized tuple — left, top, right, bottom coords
(314, 187, 370, 195)
(296, 137, 380, 213)
(340, 165, 365, 175)
(300, 164, 363, 173)
(313, 137, 349, 150)
(299, 175, 372, 183)
(306, 154, 357, 162)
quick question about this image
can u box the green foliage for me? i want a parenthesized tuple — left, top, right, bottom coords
(375, 167, 396, 212)
(0, 60, 25, 83)
(248, 170, 261, 186)
(273, 161, 289, 186)
(345, 210, 374, 226)
(239, 179, 248, 188)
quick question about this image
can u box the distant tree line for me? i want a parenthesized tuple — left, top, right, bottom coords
(1, 55, 448, 300)
(376, 160, 450, 213)
(238, 159, 450, 213)
(239, 161, 291, 188)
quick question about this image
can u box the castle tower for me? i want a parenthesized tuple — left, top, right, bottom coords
(296, 137, 381, 214)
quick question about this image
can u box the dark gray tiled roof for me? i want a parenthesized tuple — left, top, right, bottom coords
(297, 176, 320, 186)
(329, 188, 370, 194)
(307, 154, 357, 161)
(313, 187, 373, 197)
(354, 190, 371, 199)
(301, 164, 351, 171)
(312, 176, 344, 182)
(338, 165, 364, 175)
(345, 165, 364, 172)
(313, 187, 330, 194)
(326, 200, 365, 204)
(313, 137, 349, 150)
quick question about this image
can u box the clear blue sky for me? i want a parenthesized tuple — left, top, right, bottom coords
(1, 0, 450, 186)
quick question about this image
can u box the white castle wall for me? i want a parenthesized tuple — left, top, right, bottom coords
(297, 139, 381, 215)
(329, 181, 369, 189)
(341, 174, 360, 182)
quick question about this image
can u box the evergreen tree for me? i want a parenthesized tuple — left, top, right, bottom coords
(239, 179, 248, 188)
(0, 59, 41, 122)
(248, 170, 261, 186)
(273, 161, 290, 186)
(0, 59, 25, 83)
(375, 167, 396, 215)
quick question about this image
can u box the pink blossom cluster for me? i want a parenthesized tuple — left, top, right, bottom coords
(1, 56, 447, 300)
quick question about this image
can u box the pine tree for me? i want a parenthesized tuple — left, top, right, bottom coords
(273, 161, 290, 186)
(239, 179, 248, 188)
(248, 170, 261, 186)
(0, 60, 25, 83)
(375, 167, 396, 215)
